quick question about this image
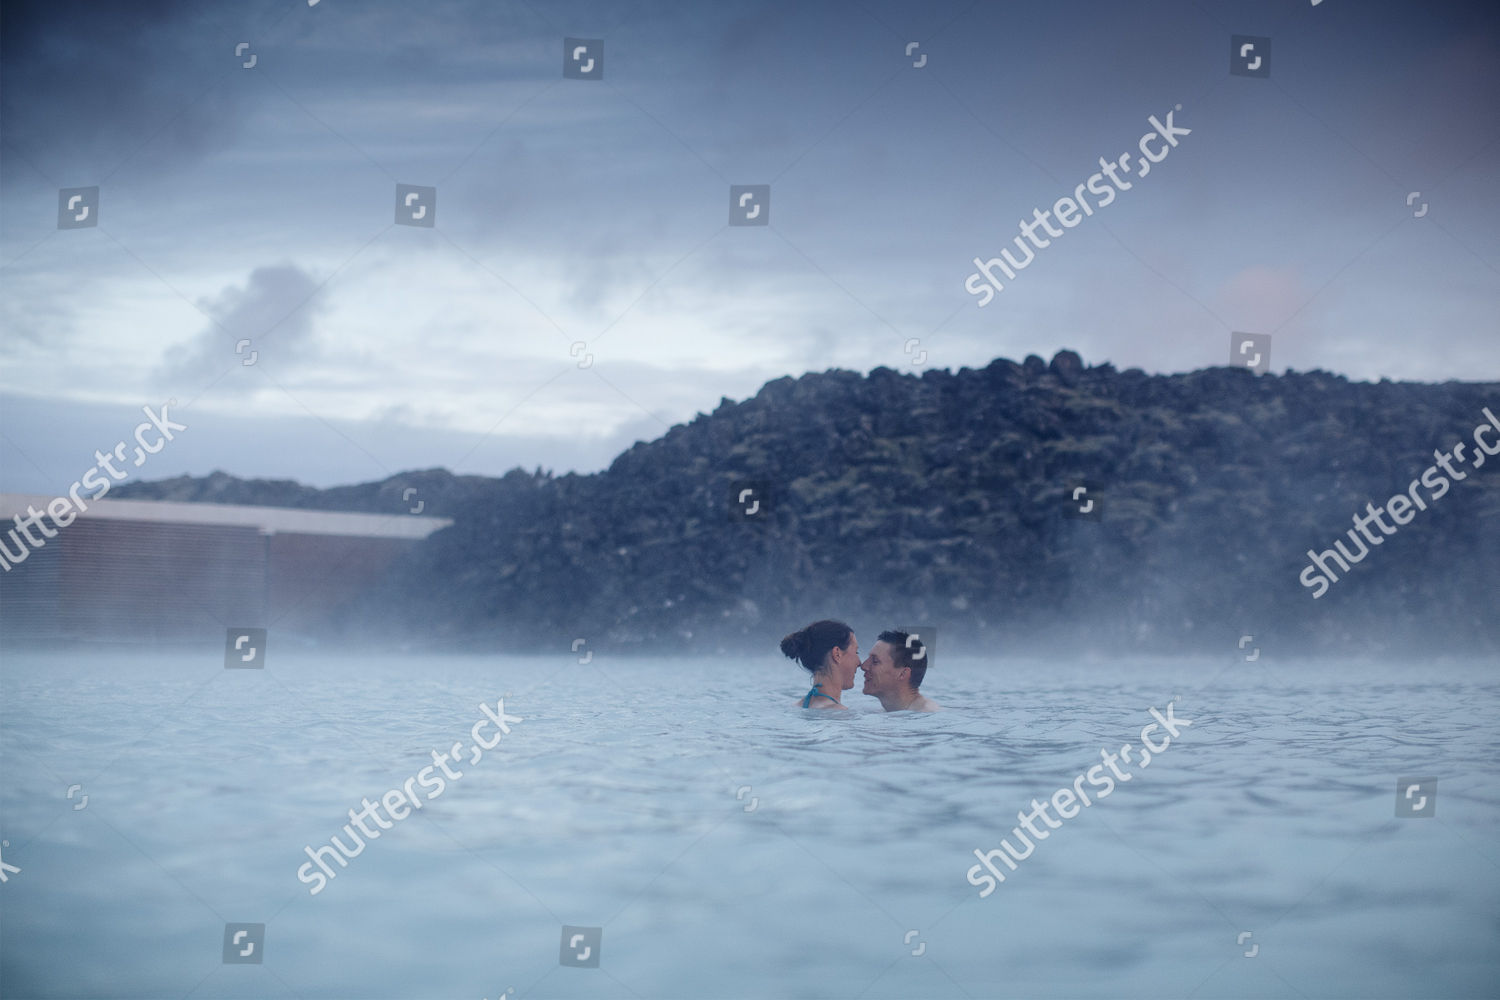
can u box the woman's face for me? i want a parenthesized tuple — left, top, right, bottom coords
(829, 633, 860, 689)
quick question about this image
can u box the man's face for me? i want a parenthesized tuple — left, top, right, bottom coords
(861, 640, 907, 696)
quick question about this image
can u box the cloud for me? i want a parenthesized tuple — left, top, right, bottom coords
(3, 0, 1497, 497)
(152, 264, 326, 392)
(0, 0, 250, 181)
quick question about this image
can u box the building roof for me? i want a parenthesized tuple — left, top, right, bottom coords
(0, 493, 452, 540)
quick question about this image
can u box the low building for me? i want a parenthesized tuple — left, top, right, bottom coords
(0, 494, 451, 646)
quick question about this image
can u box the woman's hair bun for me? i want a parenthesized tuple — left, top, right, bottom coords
(780, 620, 852, 674)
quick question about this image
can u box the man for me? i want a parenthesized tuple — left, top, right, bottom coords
(860, 630, 939, 712)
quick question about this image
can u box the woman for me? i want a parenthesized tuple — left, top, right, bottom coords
(780, 620, 860, 710)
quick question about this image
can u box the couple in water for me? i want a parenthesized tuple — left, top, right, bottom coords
(780, 619, 939, 713)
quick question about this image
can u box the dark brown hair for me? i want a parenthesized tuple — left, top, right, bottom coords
(879, 629, 928, 689)
(779, 620, 853, 674)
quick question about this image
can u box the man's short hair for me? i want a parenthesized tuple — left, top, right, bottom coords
(878, 630, 928, 689)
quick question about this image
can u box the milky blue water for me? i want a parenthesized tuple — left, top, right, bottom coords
(1, 650, 1497, 999)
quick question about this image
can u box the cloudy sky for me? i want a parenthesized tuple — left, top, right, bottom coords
(2, 0, 1496, 494)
